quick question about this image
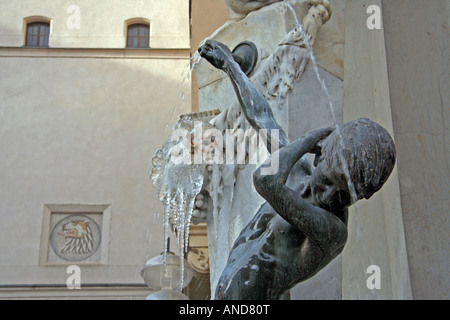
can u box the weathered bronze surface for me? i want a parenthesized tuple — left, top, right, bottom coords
(199, 40, 396, 300)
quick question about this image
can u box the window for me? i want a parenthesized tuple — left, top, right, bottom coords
(26, 22, 50, 47)
(127, 23, 149, 48)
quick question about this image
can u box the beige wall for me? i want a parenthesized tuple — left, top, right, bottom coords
(0, 0, 190, 49)
(190, 0, 230, 112)
(0, 0, 191, 298)
(190, 0, 229, 52)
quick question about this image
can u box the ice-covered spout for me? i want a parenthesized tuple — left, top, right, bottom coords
(151, 118, 207, 290)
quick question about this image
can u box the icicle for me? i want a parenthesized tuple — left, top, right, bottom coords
(151, 116, 207, 291)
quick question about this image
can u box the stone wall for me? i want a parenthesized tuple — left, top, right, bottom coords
(0, 0, 191, 298)
(342, 0, 449, 300)
(382, 0, 450, 300)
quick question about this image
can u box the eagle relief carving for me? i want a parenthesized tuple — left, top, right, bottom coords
(50, 214, 101, 262)
(59, 219, 94, 254)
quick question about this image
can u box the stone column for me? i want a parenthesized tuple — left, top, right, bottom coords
(381, 0, 449, 300)
(341, 0, 412, 300)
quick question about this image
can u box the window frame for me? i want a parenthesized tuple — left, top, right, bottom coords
(24, 17, 51, 48)
(125, 19, 151, 49)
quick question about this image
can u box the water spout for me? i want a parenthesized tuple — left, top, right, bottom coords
(283, 0, 358, 203)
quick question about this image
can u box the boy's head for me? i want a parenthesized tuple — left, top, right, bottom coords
(310, 118, 396, 211)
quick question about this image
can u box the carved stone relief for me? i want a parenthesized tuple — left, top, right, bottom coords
(187, 248, 210, 275)
(50, 214, 101, 262)
(40, 204, 110, 265)
(48, 213, 102, 263)
(186, 223, 210, 275)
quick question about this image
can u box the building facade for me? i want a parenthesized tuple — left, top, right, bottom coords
(0, 0, 191, 299)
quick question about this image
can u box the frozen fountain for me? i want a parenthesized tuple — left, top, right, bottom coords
(149, 0, 396, 299)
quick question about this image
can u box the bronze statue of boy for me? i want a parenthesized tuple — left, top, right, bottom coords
(199, 40, 396, 300)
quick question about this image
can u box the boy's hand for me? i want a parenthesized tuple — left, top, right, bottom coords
(304, 127, 334, 155)
(198, 40, 235, 71)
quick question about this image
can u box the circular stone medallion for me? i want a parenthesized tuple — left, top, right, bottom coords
(50, 214, 101, 262)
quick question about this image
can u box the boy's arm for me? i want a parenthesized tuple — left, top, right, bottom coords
(199, 40, 346, 250)
(262, 183, 347, 252)
(198, 40, 289, 151)
(253, 128, 347, 251)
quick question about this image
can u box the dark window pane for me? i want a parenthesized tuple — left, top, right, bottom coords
(141, 37, 149, 48)
(26, 22, 50, 47)
(127, 24, 149, 48)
